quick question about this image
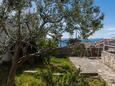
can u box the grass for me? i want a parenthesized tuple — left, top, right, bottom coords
(0, 57, 105, 86)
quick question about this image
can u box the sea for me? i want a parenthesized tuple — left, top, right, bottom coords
(59, 38, 103, 47)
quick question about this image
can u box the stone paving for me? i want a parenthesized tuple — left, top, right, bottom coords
(69, 57, 115, 86)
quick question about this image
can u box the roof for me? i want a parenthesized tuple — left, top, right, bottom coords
(95, 39, 115, 47)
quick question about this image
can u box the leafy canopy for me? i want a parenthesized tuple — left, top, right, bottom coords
(0, 0, 104, 46)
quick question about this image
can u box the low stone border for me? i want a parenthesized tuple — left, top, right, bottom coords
(101, 51, 115, 71)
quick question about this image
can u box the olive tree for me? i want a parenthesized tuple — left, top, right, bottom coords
(0, 0, 104, 86)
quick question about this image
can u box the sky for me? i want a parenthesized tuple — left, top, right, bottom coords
(63, 0, 115, 39)
(89, 0, 115, 38)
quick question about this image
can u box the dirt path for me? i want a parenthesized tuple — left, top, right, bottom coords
(69, 57, 115, 86)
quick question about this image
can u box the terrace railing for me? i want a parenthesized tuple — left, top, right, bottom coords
(103, 44, 115, 54)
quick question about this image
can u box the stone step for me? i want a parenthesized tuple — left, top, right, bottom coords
(69, 57, 115, 86)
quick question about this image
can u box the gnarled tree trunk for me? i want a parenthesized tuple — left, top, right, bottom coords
(6, 44, 20, 86)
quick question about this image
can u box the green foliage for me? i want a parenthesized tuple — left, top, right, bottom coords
(88, 78, 106, 86)
(16, 74, 38, 86)
(33, 57, 87, 86)
(0, 0, 104, 47)
(68, 38, 81, 45)
(74, 43, 86, 56)
(38, 39, 58, 49)
(0, 57, 105, 86)
(39, 70, 87, 86)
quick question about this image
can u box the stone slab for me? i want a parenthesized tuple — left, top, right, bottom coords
(69, 57, 115, 86)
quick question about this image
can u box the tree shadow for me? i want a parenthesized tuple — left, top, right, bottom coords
(0, 64, 11, 86)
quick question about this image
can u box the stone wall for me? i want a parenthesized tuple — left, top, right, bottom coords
(101, 51, 115, 70)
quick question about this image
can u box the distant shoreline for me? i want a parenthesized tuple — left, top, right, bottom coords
(59, 38, 115, 47)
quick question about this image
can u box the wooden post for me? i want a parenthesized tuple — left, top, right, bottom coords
(103, 40, 106, 51)
(103, 44, 105, 51)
